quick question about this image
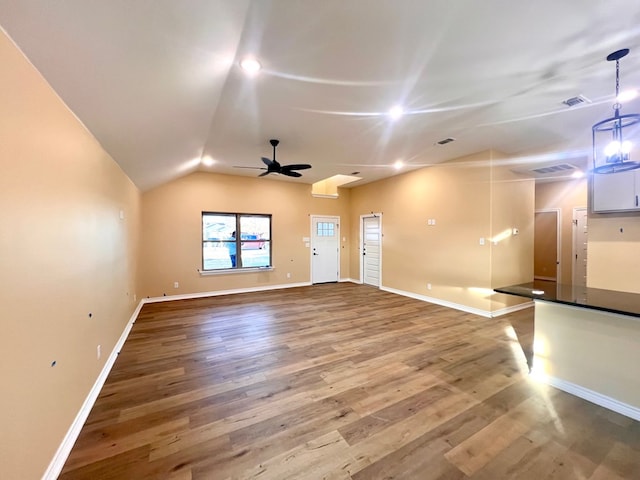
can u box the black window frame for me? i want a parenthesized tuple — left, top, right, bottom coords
(201, 212, 272, 271)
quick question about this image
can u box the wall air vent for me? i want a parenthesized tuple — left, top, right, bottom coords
(562, 95, 590, 107)
(435, 137, 456, 146)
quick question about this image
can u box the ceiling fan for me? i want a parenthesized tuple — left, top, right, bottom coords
(235, 139, 312, 177)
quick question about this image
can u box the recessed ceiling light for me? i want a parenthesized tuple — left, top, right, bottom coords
(571, 170, 584, 179)
(394, 160, 404, 170)
(201, 156, 215, 167)
(388, 105, 404, 120)
(240, 57, 261, 74)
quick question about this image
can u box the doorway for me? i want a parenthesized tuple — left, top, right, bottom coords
(572, 207, 588, 287)
(361, 214, 381, 287)
(310, 215, 340, 284)
(534, 209, 560, 282)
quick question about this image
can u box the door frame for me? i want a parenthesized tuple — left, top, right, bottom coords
(534, 208, 561, 282)
(310, 215, 340, 284)
(572, 207, 588, 286)
(359, 213, 382, 286)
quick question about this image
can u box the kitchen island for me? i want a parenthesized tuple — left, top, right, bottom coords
(495, 281, 640, 421)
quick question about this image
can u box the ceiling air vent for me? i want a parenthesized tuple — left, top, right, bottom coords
(531, 163, 577, 175)
(435, 137, 456, 146)
(562, 95, 590, 107)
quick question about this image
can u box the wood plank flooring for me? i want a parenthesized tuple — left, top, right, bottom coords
(59, 283, 640, 479)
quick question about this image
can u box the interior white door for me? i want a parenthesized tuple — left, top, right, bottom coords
(362, 215, 381, 287)
(311, 216, 339, 283)
(573, 208, 588, 287)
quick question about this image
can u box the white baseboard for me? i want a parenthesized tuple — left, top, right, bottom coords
(144, 281, 313, 303)
(43, 300, 144, 480)
(380, 286, 532, 318)
(531, 369, 640, 422)
(380, 286, 493, 317)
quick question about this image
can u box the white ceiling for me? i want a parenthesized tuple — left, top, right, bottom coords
(2, 1, 640, 191)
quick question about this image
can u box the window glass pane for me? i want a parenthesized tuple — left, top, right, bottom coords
(240, 215, 271, 267)
(202, 214, 235, 270)
(240, 240, 270, 267)
(203, 240, 234, 270)
(203, 214, 235, 241)
(240, 215, 270, 240)
(316, 221, 335, 237)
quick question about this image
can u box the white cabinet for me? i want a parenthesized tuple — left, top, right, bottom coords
(592, 170, 640, 212)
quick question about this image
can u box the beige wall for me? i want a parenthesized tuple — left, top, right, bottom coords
(0, 31, 140, 479)
(349, 151, 534, 313)
(140, 150, 536, 315)
(588, 210, 640, 293)
(489, 157, 535, 303)
(535, 178, 587, 285)
(139, 172, 351, 297)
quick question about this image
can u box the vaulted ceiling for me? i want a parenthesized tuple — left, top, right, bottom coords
(2, 1, 640, 190)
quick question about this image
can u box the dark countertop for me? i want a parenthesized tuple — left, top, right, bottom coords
(494, 280, 640, 318)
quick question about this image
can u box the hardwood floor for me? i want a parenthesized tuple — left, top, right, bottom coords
(59, 283, 640, 479)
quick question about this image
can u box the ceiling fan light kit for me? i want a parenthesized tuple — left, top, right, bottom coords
(592, 48, 640, 174)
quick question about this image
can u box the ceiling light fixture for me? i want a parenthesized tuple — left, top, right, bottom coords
(617, 89, 638, 102)
(388, 105, 404, 120)
(240, 57, 261, 74)
(201, 156, 215, 167)
(592, 48, 640, 174)
(393, 160, 404, 170)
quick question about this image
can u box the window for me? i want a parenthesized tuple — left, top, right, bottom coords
(316, 221, 335, 237)
(202, 212, 271, 271)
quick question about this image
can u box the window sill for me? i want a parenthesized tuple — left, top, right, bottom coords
(198, 266, 274, 276)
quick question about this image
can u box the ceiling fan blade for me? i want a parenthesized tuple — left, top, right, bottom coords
(261, 157, 273, 167)
(234, 166, 267, 170)
(281, 170, 302, 178)
(282, 163, 312, 171)
(258, 171, 271, 177)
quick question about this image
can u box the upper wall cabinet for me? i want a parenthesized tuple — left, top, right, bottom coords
(592, 170, 640, 212)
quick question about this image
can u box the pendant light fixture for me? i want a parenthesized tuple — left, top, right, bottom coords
(592, 48, 640, 174)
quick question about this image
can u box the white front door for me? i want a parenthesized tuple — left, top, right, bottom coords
(311, 216, 339, 283)
(362, 215, 381, 287)
(573, 207, 588, 287)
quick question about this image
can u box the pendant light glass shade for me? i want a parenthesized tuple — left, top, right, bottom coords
(592, 49, 640, 174)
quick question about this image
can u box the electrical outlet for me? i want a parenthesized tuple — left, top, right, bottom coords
(97, 345, 101, 360)
(286, 273, 291, 278)
(427, 283, 432, 290)
(174, 282, 179, 289)
(479, 237, 485, 245)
